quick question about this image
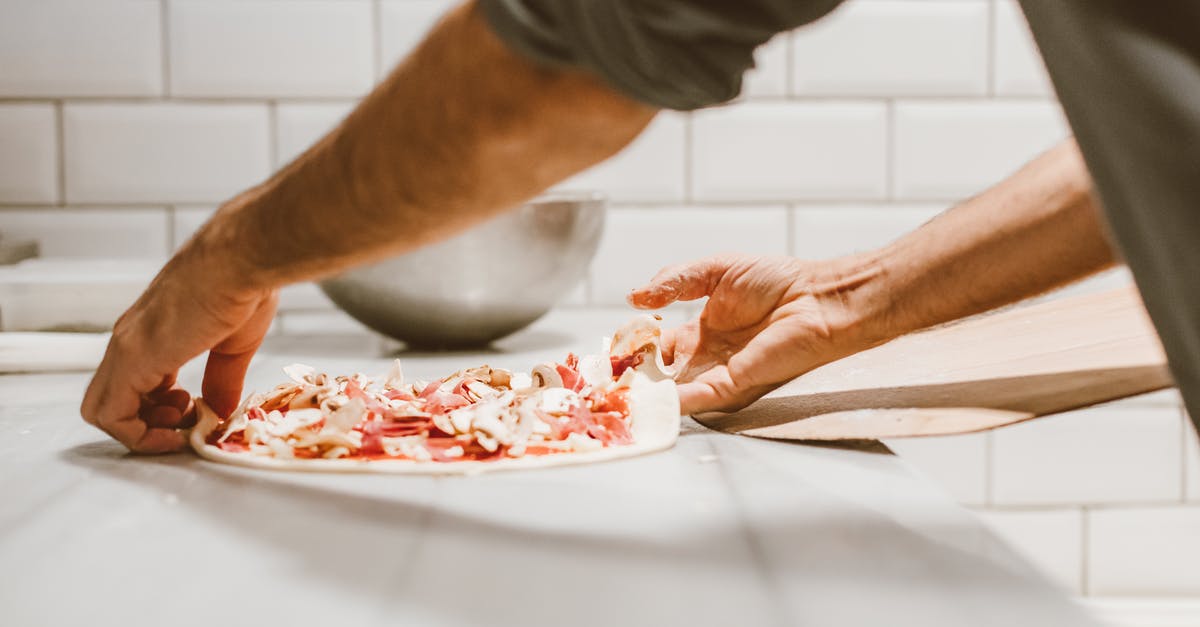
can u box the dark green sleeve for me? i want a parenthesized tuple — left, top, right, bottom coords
(1019, 1, 1200, 435)
(479, 0, 845, 110)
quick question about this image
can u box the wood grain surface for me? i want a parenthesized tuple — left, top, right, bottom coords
(697, 286, 1173, 440)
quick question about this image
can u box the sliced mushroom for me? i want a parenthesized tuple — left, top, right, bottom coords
(531, 363, 563, 389)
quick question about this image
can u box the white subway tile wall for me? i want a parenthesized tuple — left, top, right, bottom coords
(170, 206, 213, 249)
(791, 1, 989, 96)
(557, 113, 688, 203)
(884, 433, 988, 506)
(590, 207, 789, 305)
(893, 101, 1068, 200)
(64, 103, 271, 204)
(0, 0, 162, 97)
(976, 509, 1083, 594)
(0, 104, 58, 204)
(1088, 506, 1200, 597)
(0, 208, 169, 258)
(742, 35, 790, 98)
(791, 204, 941, 260)
(274, 102, 356, 169)
(2, 0, 1196, 600)
(692, 102, 887, 201)
(991, 0, 1053, 97)
(1187, 421, 1200, 502)
(379, 0, 455, 73)
(991, 407, 1183, 506)
(169, 0, 374, 98)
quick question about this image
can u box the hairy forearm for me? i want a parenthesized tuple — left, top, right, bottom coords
(187, 1, 655, 290)
(838, 139, 1117, 345)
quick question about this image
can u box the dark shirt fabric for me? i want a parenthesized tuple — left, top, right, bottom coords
(481, 0, 1200, 433)
(1017, 1, 1200, 433)
(479, 0, 845, 110)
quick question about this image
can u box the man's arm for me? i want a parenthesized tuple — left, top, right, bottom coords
(199, 1, 656, 288)
(853, 139, 1116, 344)
(81, 1, 657, 452)
(631, 140, 1119, 413)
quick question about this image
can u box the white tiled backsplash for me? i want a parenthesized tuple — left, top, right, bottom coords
(1, 0, 1196, 602)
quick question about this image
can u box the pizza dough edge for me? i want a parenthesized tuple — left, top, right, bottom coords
(188, 373, 681, 475)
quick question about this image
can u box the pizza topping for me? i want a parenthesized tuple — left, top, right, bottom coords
(204, 315, 676, 464)
(577, 353, 614, 388)
(283, 363, 316, 384)
(531, 363, 562, 389)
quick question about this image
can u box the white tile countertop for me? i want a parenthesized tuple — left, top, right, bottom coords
(0, 310, 1102, 627)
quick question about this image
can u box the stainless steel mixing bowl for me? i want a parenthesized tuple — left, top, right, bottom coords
(319, 191, 605, 348)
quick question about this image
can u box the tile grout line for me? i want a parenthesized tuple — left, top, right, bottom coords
(161, 0, 171, 97)
(166, 204, 177, 251)
(682, 113, 694, 204)
(267, 101, 280, 170)
(1080, 506, 1090, 595)
(372, 0, 384, 81)
(54, 101, 67, 206)
(884, 99, 896, 202)
(785, 203, 795, 256)
(986, 0, 997, 97)
(784, 33, 795, 97)
(1181, 404, 1189, 501)
(983, 431, 995, 506)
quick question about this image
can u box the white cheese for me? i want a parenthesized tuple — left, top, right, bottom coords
(323, 446, 350, 459)
(267, 438, 294, 458)
(509, 372, 533, 389)
(283, 363, 315, 384)
(475, 433, 499, 452)
(565, 433, 602, 452)
(266, 408, 323, 439)
(537, 387, 579, 415)
(381, 436, 432, 461)
(577, 353, 613, 389)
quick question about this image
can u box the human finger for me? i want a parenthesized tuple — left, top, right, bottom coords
(144, 386, 191, 414)
(201, 291, 277, 417)
(142, 404, 185, 429)
(627, 255, 735, 309)
(81, 341, 182, 452)
(675, 366, 773, 416)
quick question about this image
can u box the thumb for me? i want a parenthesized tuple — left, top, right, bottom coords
(627, 255, 734, 309)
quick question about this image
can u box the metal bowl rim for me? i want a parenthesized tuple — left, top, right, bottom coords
(527, 190, 607, 206)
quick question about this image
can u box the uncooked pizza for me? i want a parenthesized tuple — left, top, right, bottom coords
(190, 315, 680, 473)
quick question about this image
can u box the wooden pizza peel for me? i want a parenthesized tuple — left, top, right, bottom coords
(694, 286, 1174, 440)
